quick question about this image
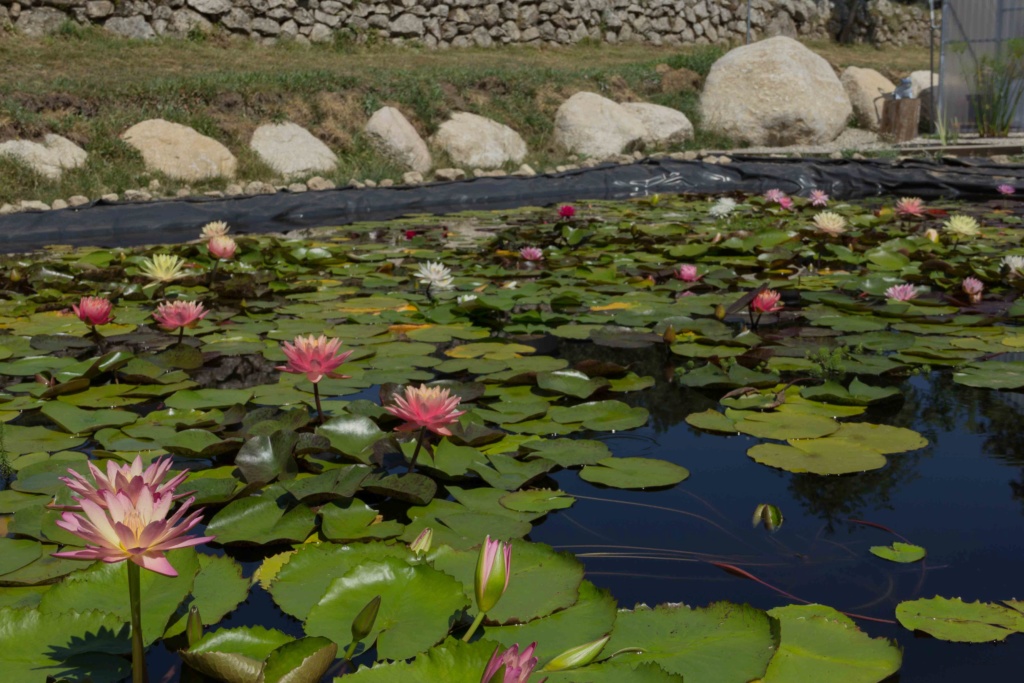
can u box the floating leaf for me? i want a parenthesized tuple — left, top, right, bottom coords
(870, 542, 926, 563)
(747, 443, 887, 475)
(895, 597, 1024, 642)
(579, 457, 689, 489)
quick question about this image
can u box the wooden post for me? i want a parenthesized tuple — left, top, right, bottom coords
(879, 99, 922, 143)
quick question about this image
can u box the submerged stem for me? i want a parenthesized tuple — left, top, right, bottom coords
(127, 561, 148, 683)
(407, 426, 427, 474)
(461, 611, 486, 642)
(314, 382, 325, 425)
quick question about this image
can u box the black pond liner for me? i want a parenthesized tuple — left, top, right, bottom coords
(2, 155, 1023, 253)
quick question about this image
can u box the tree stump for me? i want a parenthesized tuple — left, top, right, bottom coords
(879, 99, 922, 143)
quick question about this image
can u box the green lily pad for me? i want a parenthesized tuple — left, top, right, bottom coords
(764, 604, 902, 683)
(165, 388, 255, 410)
(800, 379, 901, 406)
(870, 542, 926, 563)
(732, 411, 840, 440)
(548, 400, 649, 431)
(953, 361, 1024, 389)
(537, 370, 610, 399)
(895, 597, 1024, 642)
(180, 626, 294, 683)
(579, 457, 689, 489)
(499, 489, 575, 513)
(317, 415, 387, 464)
(205, 484, 316, 545)
(343, 637, 497, 683)
(0, 539, 43, 577)
(747, 442, 887, 475)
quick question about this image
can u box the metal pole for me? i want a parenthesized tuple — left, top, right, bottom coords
(929, 0, 936, 133)
(746, 0, 751, 44)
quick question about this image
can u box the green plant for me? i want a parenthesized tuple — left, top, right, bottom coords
(955, 38, 1024, 137)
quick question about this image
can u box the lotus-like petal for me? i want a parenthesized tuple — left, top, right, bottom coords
(153, 300, 208, 332)
(277, 334, 353, 384)
(385, 385, 466, 437)
(73, 297, 114, 326)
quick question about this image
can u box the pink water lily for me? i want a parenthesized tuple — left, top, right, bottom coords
(809, 189, 830, 207)
(895, 197, 925, 218)
(73, 296, 114, 327)
(53, 476, 212, 577)
(764, 189, 786, 203)
(482, 642, 541, 683)
(62, 456, 189, 509)
(674, 264, 701, 282)
(777, 196, 794, 210)
(885, 283, 919, 302)
(385, 385, 466, 437)
(277, 334, 353, 384)
(751, 289, 783, 313)
(998, 184, 1016, 196)
(519, 247, 544, 261)
(153, 300, 208, 332)
(558, 205, 576, 219)
(208, 234, 237, 260)
(962, 277, 984, 304)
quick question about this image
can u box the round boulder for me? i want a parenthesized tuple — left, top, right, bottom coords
(554, 92, 647, 158)
(122, 119, 236, 181)
(250, 122, 337, 179)
(0, 134, 88, 180)
(620, 103, 694, 146)
(840, 66, 895, 131)
(700, 36, 852, 146)
(432, 112, 527, 169)
(364, 107, 432, 174)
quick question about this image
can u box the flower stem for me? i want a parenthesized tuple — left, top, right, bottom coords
(344, 640, 359, 661)
(407, 426, 427, 474)
(127, 561, 148, 683)
(461, 611, 486, 642)
(177, 327, 184, 345)
(209, 259, 220, 286)
(313, 383, 325, 425)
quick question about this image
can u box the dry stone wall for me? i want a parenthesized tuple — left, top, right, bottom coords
(1, 0, 935, 48)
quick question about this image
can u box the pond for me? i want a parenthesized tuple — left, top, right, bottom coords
(1, 189, 1024, 682)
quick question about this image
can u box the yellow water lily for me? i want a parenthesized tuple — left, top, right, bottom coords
(140, 254, 186, 283)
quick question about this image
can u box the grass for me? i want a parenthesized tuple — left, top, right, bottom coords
(0, 29, 931, 204)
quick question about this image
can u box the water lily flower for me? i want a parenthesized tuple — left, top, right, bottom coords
(962, 277, 984, 304)
(709, 197, 737, 218)
(457, 294, 478, 305)
(674, 264, 702, 282)
(519, 247, 543, 262)
(140, 254, 187, 283)
(885, 284, 920, 302)
(201, 221, 229, 240)
(943, 214, 981, 239)
(62, 455, 189, 510)
(895, 197, 926, 218)
(475, 535, 512, 614)
(777, 196, 794, 210)
(503, 281, 519, 290)
(809, 189, 830, 207)
(998, 184, 1016, 195)
(410, 527, 434, 554)
(558, 205, 576, 219)
(763, 188, 786, 203)
(415, 261, 455, 290)
(52, 476, 212, 577)
(277, 334, 352, 384)
(208, 235, 237, 260)
(385, 385, 465, 437)
(1003, 254, 1024, 276)
(751, 289, 783, 313)
(153, 300, 208, 334)
(482, 643, 540, 683)
(923, 228, 940, 243)
(811, 211, 847, 236)
(73, 296, 114, 328)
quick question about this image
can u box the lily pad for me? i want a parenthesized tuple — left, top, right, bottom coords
(870, 542, 926, 563)
(579, 457, 689, 489)
(895, 596, 1024, 642)
(747, 442, 887, 475)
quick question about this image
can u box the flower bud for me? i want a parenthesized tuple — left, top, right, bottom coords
(410, 527, 433, 555)
(752, 503, 783, 532)
(475, 535, 512, 614)
(541, 635, 610, 672)
(351, 595, 382, 644)
(186, 606, 203, 647)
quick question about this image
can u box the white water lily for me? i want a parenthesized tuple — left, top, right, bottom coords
(943, 214, 980, 239)
(140, 254, 186, 283)
(1002, 255, 1024, 276)
(709, 197, 737, 218)
(811, 211, 847, 236)
(457, 294, 478, 304)
(415, 261, 454, 290)
(200, 220, 229, 240)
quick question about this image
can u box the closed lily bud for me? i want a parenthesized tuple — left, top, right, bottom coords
(541, 635, 610, 672)
(351, 595, 382, 644)
(186, 606, 203, 648)
(923, 228, 939, 243)
(753, 503, 784, 532)
(663, 326, 676, 344)
(475, 535, 512, 614)
(410, 527, 434, 555)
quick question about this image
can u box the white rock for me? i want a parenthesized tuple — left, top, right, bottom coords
(68, 195, 90, 207)
(19, 200, 50, 211)
(364, 107, 432, 173)
(700, 36, 852, 146)
(306, 176, 336, 191)
(909, 71, 938, 98)
(187, 0, 231, 14)
(620, 102, 694, 146)
(840, 66, 895, 131)
(0, 134, 88, 180)
(513, 163, 536, 176)
(287, 183, 308, 193)
(434, 167, 466, 181)
(250, 122, 337, 179)
(402, 171, 424, 184)
(121, 119, 237, 181)
(432, 112, 527, 169)
(554, 92, 647, 158)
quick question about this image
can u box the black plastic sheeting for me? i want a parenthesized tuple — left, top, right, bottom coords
(1, 155, 1023, 253)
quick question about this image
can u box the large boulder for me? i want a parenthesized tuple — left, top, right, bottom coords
(700, 36, 852, 146)
(432, 112, 527, 169)
(841, 66, 895, 131)
(121, 119, 237, 181)
(554, 92, 647, 158)
(620, 102, 694, 146)
(0, 134, 88, 179)
(250, 122, 337, 178)
(364, 107, 432, 173)
(909, 70, 938, 98)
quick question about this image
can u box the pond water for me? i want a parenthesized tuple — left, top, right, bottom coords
(6, 190, 1024, 682)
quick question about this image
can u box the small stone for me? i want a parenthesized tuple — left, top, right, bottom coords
(364, 179, 377, 188)
(204, 191, 225, 198)
(682, 151, 699, 161)
(472, 168, 486, 178)
(829, 151, 843, 160)
(350, 180, 365, 189)
(19, 200, 50, 211)
(991, 155, 1012, 164)
(0, 204, 16, 215)
(307, 176, 335, 191)
(50, 199, 68, 210)
(244, 181, 276, 195)
(225, 183, 244, 196)
(175, 189, 191, 198)
(852, 153, 866, 160)
(379, 178, 394, 187)
(513, 163, 536, 176)
(68, 195, 90, 207)
(717, 155, 732, 164)
(148, 179, 162, 191)
(123, 189, 152, 201)
(555, 165, 570, 173)
(434, 168, 465, 181)
(402, 171, 424, 184)
(101, 193, 119, 202)
(287, 183, 308, 192)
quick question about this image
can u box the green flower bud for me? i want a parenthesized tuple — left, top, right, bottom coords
(351, 595, 382, 643)
(541, 635, 610, 672)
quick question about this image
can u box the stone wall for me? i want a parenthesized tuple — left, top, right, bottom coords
(1, 0, 936, 48)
